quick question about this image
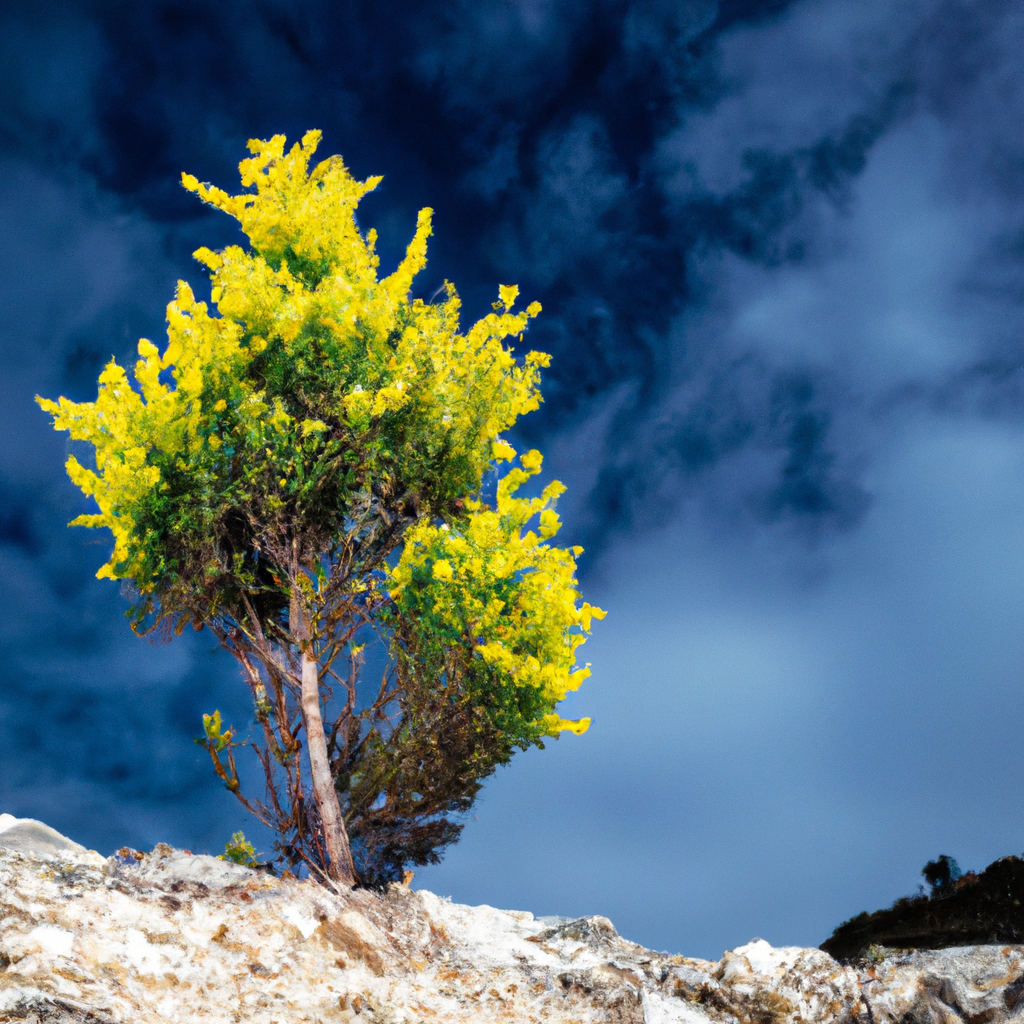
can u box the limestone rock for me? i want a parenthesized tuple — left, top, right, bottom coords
(3, 815, 1024, 1022)
(0, 815, 102, 866)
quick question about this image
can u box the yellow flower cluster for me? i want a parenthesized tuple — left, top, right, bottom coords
(36, 279, 255, 580)
(37, 130, 606, 885)
(38, 130, 603, 744)
(181, 131, 545, 451)
(38, 131, 550, 582)
(389, 446, 605, 736)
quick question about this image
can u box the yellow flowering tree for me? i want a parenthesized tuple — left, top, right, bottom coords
(37, 131, 604, 888)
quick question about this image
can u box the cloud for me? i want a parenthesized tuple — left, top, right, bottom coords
(417, 411, 1024, 957)
(0, 155, 260, 853)
(4, 0, 1024, 910)
(558, 0, 1024, 551)
(2, 0, 948, 555)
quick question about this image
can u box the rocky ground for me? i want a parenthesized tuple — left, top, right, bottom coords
(3, 816, 1024, 1023)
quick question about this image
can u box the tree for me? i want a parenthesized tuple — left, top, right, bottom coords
(922, 855, 962, 896)
(38, 131, 604, 888)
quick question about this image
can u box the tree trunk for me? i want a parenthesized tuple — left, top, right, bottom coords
(291, 589, 356, 887)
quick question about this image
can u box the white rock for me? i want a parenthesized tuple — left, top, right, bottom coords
(113, 841, 255, 888)
(24, 926, 74, 958)
(2, 817, 1024, 1023)
(0, 813, 106, 869)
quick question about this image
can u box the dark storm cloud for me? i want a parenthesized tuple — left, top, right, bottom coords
(5, 0, 1024, 887)
(0, 142, 259, 850)
(896, 2, 1024, 421)
(0, 0, 894, 553)
(0, 477, 39, 553)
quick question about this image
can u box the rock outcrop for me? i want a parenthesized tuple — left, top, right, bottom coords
(3, 816, 1024, 1023)
(821, 855, 1024, 962)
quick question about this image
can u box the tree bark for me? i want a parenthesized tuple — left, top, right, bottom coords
(291, 588, 356, 887)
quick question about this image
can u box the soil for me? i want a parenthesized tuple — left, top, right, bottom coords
(820, 856, 1024, 962)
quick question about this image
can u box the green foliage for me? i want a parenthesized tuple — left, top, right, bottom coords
(38, 131, 603, 885)
(219, 831, 261, 867)
(200, 710, 234, 753)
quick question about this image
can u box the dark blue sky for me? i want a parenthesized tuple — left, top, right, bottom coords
(4, 0, 1024, 960)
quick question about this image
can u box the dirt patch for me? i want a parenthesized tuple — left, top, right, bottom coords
(318, 918, 385, 976)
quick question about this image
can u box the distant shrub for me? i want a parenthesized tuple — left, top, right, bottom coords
(219, 831, 260, 867)
(922, 854, 961, 896)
